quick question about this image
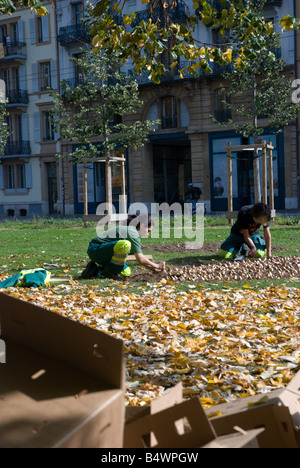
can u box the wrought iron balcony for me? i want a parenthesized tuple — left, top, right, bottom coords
(162, 116, 178, 129)
(58, 24, 91, 45)
(1, 41, 27, 61)
(132, 1, 188, 26)
(7, 89, 29, 106)
(129, 61, 233, 85)
(265, 0, 282, 6)
(4, 140, 31, 156)
(61, 77, 85, 92)
(205, 0, 282, 11)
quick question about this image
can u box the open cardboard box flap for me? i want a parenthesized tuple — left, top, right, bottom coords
(124, 396, 264, 448)
(202, 427, 264, 448)
(124, 382, 183, 447)
(204, 372, 300, 448)
(0, 292, 125, 448)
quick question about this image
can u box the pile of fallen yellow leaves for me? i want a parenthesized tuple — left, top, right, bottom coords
(3, 281, 300, 408)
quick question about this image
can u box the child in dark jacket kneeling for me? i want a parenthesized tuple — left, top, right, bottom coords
(220, 203, 272, 260)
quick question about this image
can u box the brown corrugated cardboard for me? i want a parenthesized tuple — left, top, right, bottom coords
(205, 385, 300, 449)
(124, 382, 183, 447)
(0, 292, 125, 448)
(124, 396, 264, 448)
(202, 427, 264, 448)
(124, 397, 217, 448)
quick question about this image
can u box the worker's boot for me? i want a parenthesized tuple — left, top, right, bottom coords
(80, 261, 99, 279)
(101, 266, 126, 281)
(234, 243, 250, 261)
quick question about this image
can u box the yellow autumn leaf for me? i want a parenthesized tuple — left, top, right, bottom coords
(36, 7, 48, 16)
(199, 397, 215, 408)
(223, 48, 232, 62)
(123, 15, 132, 25)
(207, 411, 223, 418)
(248, 396, 269, 407)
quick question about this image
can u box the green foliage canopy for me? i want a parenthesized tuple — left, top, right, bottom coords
(90, 0, 300, 83)
(49, 47, 160, 162)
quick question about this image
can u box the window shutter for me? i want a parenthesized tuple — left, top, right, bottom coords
(19, 65, 27, 90)
(18, 20, 25, 42)
(30, 18, 36, 44)
(21, 113, 29, 142)
(25, 163, 32, 189)
(31, 63, 39, 93)
(42, 15, 50, 42)
(33, 112, 41, 143)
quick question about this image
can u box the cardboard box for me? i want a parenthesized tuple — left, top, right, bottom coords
(0, 292, 125, 448)
(124, 396, 264, 448)
(202, 427, 264, 448)
(205, 373, 300, 449)
(124, 382, 183, 447)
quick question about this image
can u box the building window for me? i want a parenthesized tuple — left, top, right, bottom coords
(73, 3, 84, 24)
(147, 96, 189, 130)
(214, 89, 231, 123)
(36, 16, 50, 43)
(37, 17, 43, 43)
(161, 96, 178, 129)
(0, 25, 7, 43)
(11, 22, 18, 43)
(40, 62, 51, 91)
(3, 163, 29, 192)
(73, 53, 85, 86)
(17, 164, 26, 189)
(43, 111, 55, 141)
(6, 165, 15, 189)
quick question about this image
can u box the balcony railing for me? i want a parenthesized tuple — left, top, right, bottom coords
(129, 61, 233, 85)
(265, 0, 282, 6)
(161, 116, 178, 129)
(1, 41, 27, 61)
(4, 140, 31, 156)
(202, 1, 282, 13)
(132, 1, 188, 26)
(7, 89, 29, 106)
(58, 24, 91, 45)
(61, 77, 85, 91)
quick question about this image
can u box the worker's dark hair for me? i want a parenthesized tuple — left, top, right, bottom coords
(251, 203, 271, 221)
(127, 214, 153, 230)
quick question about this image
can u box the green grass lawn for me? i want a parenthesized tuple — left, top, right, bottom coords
(0, 217, 299, 407)
(0, 217, 299, 291)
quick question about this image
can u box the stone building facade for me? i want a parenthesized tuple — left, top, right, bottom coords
(0, 0, 299, 217)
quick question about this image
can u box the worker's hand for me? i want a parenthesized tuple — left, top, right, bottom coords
(156, 261, 166, 272)
(248, 248, 257, 258)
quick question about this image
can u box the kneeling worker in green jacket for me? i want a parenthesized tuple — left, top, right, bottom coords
(81, 214, 166, 280)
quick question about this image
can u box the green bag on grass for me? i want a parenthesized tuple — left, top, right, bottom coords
(0, 269, 51, 289)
